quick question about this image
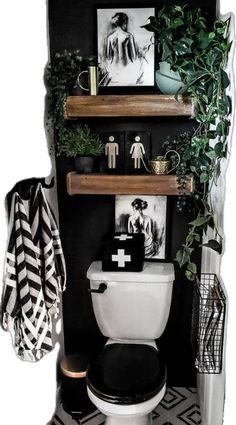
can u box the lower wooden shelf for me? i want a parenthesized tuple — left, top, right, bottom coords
(67, 172, 194, 196)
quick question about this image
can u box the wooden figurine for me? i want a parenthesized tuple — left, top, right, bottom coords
(105, 136, 119, 169)
(129, 136, 145, 169)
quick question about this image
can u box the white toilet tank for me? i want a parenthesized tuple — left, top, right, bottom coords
(87, 261, 175, 340)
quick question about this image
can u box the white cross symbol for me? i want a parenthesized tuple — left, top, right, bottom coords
(114, 234, 133, 241)
(112, 249, 131, 267)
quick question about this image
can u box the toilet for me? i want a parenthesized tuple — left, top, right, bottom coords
(86, 261, 174, 425)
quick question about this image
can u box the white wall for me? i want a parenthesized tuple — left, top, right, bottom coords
(0, 2, 59, 424)
(219, 2, 236, 425)
(198, 6, 235, 425)
(0, 1, 235, 424)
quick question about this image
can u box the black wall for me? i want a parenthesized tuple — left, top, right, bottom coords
(48, 0, 216, 387)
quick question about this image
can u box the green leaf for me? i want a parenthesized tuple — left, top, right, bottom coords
(175, 250, 183, 266)
(189, 216, 209, 227)
(172, 18, 184, 28)
(199, 30, 211, 49)
(173, 5, 184, 13)
(185, 270, 196, 281)
(214, 20, 227, 34)
(173, 41, 192, 56)
(207, 131, 217, 139)
(162, 42, 172, 61)
(206, 150, 217, 160)
(186, 234, 194, 243)
(220, 69, 230, 89)
(207, 216, 215, 230)
(225, 95, 232, 115)
(187, 262, 197, 274)
(175, 248, 191, 268)
(214, 142, 224, 157)
(209, 32, 216, 39)
(201, 239, 223, 254)
(216, 121, 226, 136)
(200, 173, 209, 183)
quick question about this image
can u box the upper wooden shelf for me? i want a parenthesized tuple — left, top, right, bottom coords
(67, 172, 194, 196)
(64, 95, 193, 118)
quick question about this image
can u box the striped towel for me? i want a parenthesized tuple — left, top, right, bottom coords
(1, 183, 66, 361)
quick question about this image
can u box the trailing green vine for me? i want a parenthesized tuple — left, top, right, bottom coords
(44, 50, 91, 151)
(143, 5, 232, 281)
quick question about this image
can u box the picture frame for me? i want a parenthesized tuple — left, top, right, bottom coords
(115, 195, 167, 260)
(97, 7, 155, 89)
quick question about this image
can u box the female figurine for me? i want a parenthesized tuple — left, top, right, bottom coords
(130, 136, 145, 169)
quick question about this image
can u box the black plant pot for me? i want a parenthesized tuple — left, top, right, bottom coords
(74, 156, 95, 173)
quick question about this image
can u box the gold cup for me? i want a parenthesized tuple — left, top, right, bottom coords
(149, 150, 180, 175)
(150, 157, 171, 175)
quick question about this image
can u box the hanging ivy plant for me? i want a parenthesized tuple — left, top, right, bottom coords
(44, 50, 91, 150)
(143, 5, 232, 281)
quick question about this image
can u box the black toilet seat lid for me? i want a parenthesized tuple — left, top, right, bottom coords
(86, 343, 166, 405)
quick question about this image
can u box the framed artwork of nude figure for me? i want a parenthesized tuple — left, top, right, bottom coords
(97, 7, 155, 87)
(115, 195, 167, 260)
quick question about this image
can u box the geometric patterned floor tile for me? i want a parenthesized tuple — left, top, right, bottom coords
(159, 387, 187, 410)
(153, 388, 201, 425)
(51, 387, 201, 425)
(177, 404, 201, 425)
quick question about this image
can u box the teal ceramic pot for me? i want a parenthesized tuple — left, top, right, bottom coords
(155, 61, 186, 95)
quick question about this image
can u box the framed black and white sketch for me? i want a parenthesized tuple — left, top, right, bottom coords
(115, 195, 167, 260)
(97, 7, 155, 87)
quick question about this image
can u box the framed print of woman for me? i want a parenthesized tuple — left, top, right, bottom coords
(115, 195, 167, 260)
(128, 198, 156, 257)
(97, 8, 155, 87)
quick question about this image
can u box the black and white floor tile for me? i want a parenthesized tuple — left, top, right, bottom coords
(153, 387, 201, 425)
(50, 387, 200, 425)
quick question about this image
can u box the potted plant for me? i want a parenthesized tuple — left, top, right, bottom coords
(141, 5, 207, 94)
(58, 125, 104, 173)
(142, 5, 230, 95)
(143, 5, 231, 281)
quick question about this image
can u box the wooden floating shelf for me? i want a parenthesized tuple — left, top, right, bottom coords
(64, 95, 193, 118)
(67, 172, 194, 196)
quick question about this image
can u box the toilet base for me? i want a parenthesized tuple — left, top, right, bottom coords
(88, 385, 165, 425)
(105, 413, 152, 425)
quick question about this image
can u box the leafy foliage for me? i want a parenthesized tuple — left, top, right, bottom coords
(58, 125, 104, 157)
(44, 50, 91, 149)
(143, 5, 231, 281)
(163, 132, 194, 211)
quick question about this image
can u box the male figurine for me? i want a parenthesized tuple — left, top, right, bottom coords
(105, 136, 119, 169)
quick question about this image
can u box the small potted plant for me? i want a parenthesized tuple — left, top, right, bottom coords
(58, 125, 104, 173)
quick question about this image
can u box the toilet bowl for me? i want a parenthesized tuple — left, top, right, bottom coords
(86, 262, 174, 425)
(88, 385, 166, 425)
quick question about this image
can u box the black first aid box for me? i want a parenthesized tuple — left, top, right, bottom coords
(101, 233, 144, 272)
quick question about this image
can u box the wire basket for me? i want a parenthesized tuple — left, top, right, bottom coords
(192, 274, 226, 374)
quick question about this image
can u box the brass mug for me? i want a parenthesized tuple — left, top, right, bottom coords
(149, 150, 180, 175)
(77, 65, 108, 96)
